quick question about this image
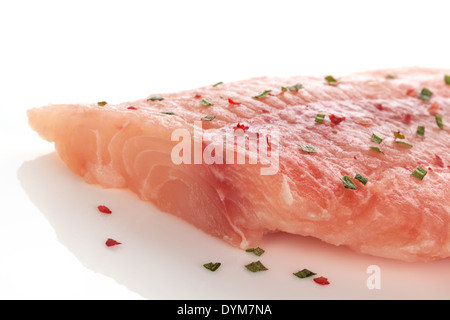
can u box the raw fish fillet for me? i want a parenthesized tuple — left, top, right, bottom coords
(27, 67, 450, 262)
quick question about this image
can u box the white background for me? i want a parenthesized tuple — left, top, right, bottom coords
(1, 0, 449, 300)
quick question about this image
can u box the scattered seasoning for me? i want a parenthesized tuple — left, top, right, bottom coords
(411, 166, 427, 180)
(341, 175, 357, 190)
(313, 277, 330, 285)
(200, 98, 214, 106)
(212, 81, 223, 87)
(445, 75, 450, 85)
(385, 74, 398, 79)
(404, 114, 412, 123)
(160, 111, 175, 115)
(395, 141, 413, 148)
(282, 83, 303, 92)
(354, 173, 368, 185)
(127, 106, 138, 110)
(299, 143, 317, 154)
(246, 247, 265, 256)
(194, 93, 202, 99)
(435, 115, 444, 130)
(105, 238, 121, 247)
(435, 154, 444, 167)
(393, 131, 405, 140)
(371, 133, 384, 144)
(245, 261, 268, 272)
(97, 205, 112, 214)
(369, 146, 384, 154)
(228, 98, 241, 105)
(201, 115, 216, 121)
(233, 123, 248, 131)
(253, 90, 272, 99)
(428, 101, 439, 115)
(293, 269, 316, 278)
(406, 88, 417, 97)
(375, 103, 384, 110)
(324, 75, 339, 86)
(203, 262, 221, 272)
(315, 113, 325, 123)
(329, 114, 345, 125)
(147, 96, 164, 101)
(417, 88, 433, 101)
(416, 126, 425, 138)
(97, 101, 107, 106)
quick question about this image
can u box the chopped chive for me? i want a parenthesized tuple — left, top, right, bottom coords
(200, 98, 214, 106)
(417, 88, 433, 101)
(395, 140, 413, 148)
(293, 269, 316, 278)
(411, 166, 427, 180)
(212, 81, 223, 87)
(393, 131, 405, 140)
(315, 113, 325, 123)
(299, 143, 317, 154)
(341, 175, 357, 190)
(97, 101, 107, 106)
(445, 75, 450, 85)
(369, 146, 384, 154)
(246, 247, 265, 256)
(253, 90, 272, 98)
(371, 133, 384, 144)
(416, 126, 425, 138)
(435, 115, 444, 130)
(354, 173, 368, 185)
(284, 83, 303, 91)
(203, 262, 221, 272)
(245, 261, 268, 272)
(385, 74, 398, 79)
(200, 115, 216, 121)
(325, 75, 339, 86)
(160, 111, 175, 115)
(147, 96, 164, 101)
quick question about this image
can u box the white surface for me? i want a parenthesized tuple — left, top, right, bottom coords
(1, 0, 449, 300)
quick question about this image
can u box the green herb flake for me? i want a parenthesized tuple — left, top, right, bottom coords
(293, 269, 317, 279)
(315, 113, 325, 123)
(299, 143, 317, 154)
(246, 247, 265, 256)
(371, 133, 384, 144)
(253, 90, 272, 99)
(200, 98, 214, 106)
(435, 115, 444, 130)
(203, 262, 221, 272)
(393, 131, 405, 140)
(445, 75, 450, 85)
(411, 166, 427, 180)
(212, 81, 223, 87)
(147, 96, 164, 101)
(395, 141, 413, 148)
(97, 101, 107, 106)
(369, 146, 384, 154)
(385, 74, 398, 79)
(285, 83, 303, 92)
(416, 126, 425, 138)
(281, 86, 288, 92)
(341, 175, 357, 190)
(417, 88, 433, 101)
(160, 111, 175, 115)
(245, 260, 268, 272)
(354, 173, 368, 185)
(201, 115, 216, 121)
(325, 75, 339, 86)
